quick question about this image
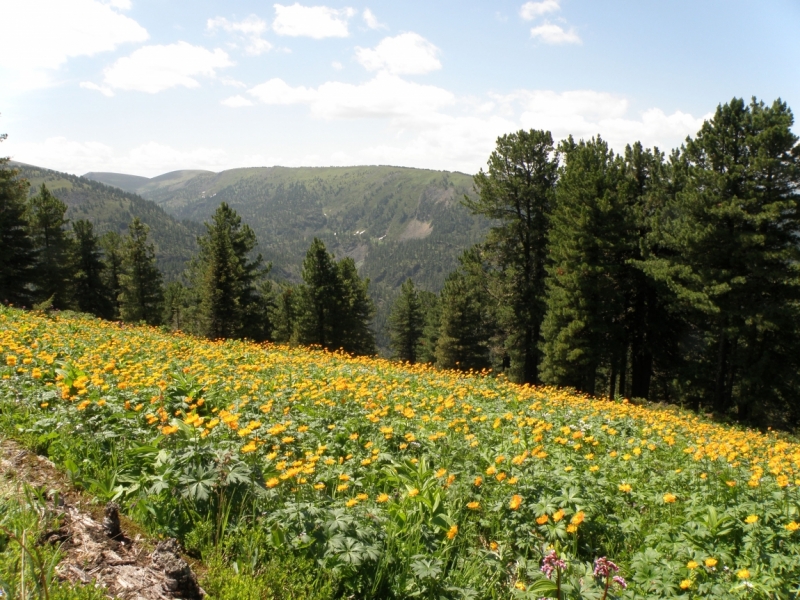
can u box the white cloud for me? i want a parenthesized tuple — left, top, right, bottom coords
(272, 3, 355, 38)
(4, 137, 250, 177)
(80, 81, 115, 97)
(362, 8, 385, 29)
(103, 0, 131, 9)
(0, 0, 148, 90)
(97, 42, 233, 93)
(208, 15, 273, 56)
(530, 21, 581, 44)
(355, 33, 441, 75)
(520, 0, 560, 20)
(221, 95, 255, 107)
(248, 72, 454, 119)
(332, 61, 344, 70)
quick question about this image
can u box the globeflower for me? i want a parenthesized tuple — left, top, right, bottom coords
(704, 558, 717, 568)
(509, 494, 523, 510)
(446, 524, 458, 540)
(663, 493, 677, 503)
(744, 514, 758, 524)
(737, 569, 750, 579)
(618, 483, 632, 493)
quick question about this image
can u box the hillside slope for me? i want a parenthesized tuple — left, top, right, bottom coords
(16, 164, 203, 279)
(85, 165, 493, 346)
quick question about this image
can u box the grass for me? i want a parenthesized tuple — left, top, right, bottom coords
(1, 306, 800, 599)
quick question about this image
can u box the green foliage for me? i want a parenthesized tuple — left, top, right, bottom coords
(28, 184, 74, 310)
(435, 247, 496, 372)
(467, 129, 558, 384)
(296, 238, 376, 354)
(71, 220, 113, 319)
(119, 218, 164, 325)
(0, 153, 36, 307)
(192, 202, 271, 340)
(388, 279, 424, 363)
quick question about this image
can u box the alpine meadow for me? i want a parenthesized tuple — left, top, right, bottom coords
(2, 1, 800, 597)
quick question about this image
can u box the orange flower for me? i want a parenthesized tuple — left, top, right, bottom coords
(509, 494, 523, 510)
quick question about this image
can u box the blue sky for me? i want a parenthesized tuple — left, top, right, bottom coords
(2, 0, 799, 177)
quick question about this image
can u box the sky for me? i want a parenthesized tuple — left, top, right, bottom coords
(1, 0, 799, 178)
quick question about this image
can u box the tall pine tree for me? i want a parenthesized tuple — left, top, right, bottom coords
(119, 218, 164, 325)
(28, 184, 74, 309)
(193, 202, 270, 340)
(72, 219, 113, 318)
(388, 278, 424, 363)
(0, 135, 36, 306)
(466, 129, 558, 383)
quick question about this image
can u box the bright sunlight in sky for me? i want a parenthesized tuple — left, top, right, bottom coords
(1, 0, 799, 176)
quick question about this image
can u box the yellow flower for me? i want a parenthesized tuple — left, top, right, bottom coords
(241, 442, 257, 453)
(266, 478, 280, 488)
(313, 483, 325, 490)
(687, 560, 699, 569)
(408, 488, 419, 497)
(663, 493, 677, 503)
(680, 579, 692, 590)
(536, 514, 549, 525)
(509, 494, 522, 510)
(337, 483, 349, 492)
(467, 501, 480, 510)
(785, 521, 799, 532)
(553, 509, 565, 522)
(357, 493, 368, 501)
(435, 468, 447, 478)
(446, 524, 458, 540)
(377, 493, 390, 503)
(345, 498, 359, 507)
(618, 483, 632, 493)
(725, 480, 736, 487)
(486, 465, 497, 476)
(570, 511, 585, 525)
(704, 558, 717, 568)
(566, 524, 578, 534)
(737, 569, 750, 579)
(514, 581, 526, 591)
(745, 514, 758, 524)
(473, 476, 483, 487)
(489, 541, 498, 551)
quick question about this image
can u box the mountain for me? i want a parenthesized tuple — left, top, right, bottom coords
(82, 171, 151, 194)
(16, 164, 203, 279)
(83, 165, 493, 348)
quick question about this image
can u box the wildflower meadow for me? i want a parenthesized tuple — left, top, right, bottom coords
(1, 306, 800, 599)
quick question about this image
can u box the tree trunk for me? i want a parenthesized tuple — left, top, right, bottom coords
(713, 332, 730, 413)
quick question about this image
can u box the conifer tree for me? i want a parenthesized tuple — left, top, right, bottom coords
(641, 98, 800, 419)
(100, 231, 124, 319)
(28, 184, 74, 309)
(466, 129, 558, 383)
(416, 290, 441, 364)
(72, 219, 113, 318)
(388, 278, 424, 363)
(119, 218, 163, 325)
(163, 281, 189, 330)
(435, 248, 494, 371)
(336, 257, 376, 355)
(0, 137, 36, 306)
(296, 238, 340, 348)
(540, 137, 627, 395)
(296, 238, 376, 354)
(193, 202, 270, 340)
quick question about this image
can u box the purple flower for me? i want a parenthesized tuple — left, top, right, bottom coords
(593, 557, 620, 578)
(541, 550, 567, 579)
(613, 575, 627, 589)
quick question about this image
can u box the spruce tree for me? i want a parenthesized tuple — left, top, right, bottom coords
(435, 248, 494, 371)
(0, 139, 36, 306)
(295, 238, 375, 354)
(336, 257, 376, 355)
(388, 278, 424, 363)
(296, 238, 340, 348)
(72, 219, 113, 318)
(100, 231, 124, 319)
(641, 98, 800, 420)
(416, 290, 441, 364)
(28, 184, 74, 309)
(119, 218, 164, 325)
(194, 202, 270, 340)
(540, 137, 627, 395)
(466, 129, 558, 383)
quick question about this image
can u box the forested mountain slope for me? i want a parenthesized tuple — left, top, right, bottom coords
(85, 166, 493, 344)
(15, 164, 203, 279)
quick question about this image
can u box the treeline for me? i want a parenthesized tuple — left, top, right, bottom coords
(386, 98, 800, 428)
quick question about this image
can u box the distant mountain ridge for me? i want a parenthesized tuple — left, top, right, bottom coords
(15, 164, 203, 279)
(84, 165, 493, 346)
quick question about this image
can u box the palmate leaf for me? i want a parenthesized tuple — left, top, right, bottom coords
(178, 465, 217, 502)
